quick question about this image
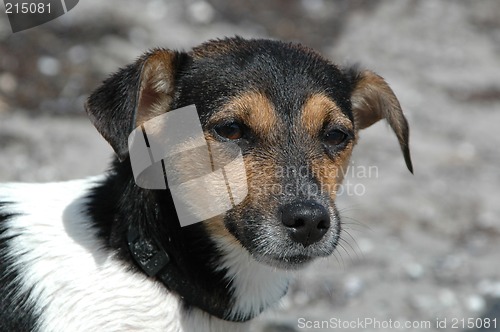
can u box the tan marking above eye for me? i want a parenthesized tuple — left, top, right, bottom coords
(301, 93, 353, 136)
(209, 91, 279, 138)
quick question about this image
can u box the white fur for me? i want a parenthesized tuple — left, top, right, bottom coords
(0, 178, 289, 331)
(214, 237, 293, 321)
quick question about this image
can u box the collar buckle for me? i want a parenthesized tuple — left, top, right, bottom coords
(127, 225, 170, 277)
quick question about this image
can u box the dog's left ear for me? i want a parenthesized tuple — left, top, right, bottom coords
(85, 49, 187, 161)
(348, 68, 413, 173)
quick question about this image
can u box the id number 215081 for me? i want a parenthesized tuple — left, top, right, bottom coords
(5, 2, 51, 14)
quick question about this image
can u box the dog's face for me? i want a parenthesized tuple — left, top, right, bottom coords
(86, 37, 412, 270)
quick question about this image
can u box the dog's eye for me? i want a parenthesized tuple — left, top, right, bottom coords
(324, 129, 348, 146)
(214, 122, 244, 140)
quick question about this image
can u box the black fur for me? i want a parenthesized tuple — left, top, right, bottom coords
(84, 160, 235, 318)
(85, 51, 189, 161)
(180, 37, 354, 126)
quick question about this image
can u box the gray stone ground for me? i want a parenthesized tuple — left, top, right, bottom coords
(1, 1, 499, 331)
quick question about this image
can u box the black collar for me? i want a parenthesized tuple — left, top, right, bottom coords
(127, 224, 253, 323)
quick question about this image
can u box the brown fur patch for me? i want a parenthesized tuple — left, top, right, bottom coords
(351, 70, 392, 130)
(203, 153, 280, 242)
(191, 39, 237, 59)
(208, 100, 280, 212)
(191, 37, 327, 61)
(351, 70, 413, 172)
(310, 141, 355, 200)
(243, 153, 280, 200)
(210, 91, 279, 140)
(225, 151, 281, 222)
(301, 93, 352, 136)
(136, 50, 177, 127)
(303, 94, 357, 199)
(204, 215, 239, 245)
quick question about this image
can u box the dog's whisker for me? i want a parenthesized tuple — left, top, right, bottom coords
(340, 230, 363, 258)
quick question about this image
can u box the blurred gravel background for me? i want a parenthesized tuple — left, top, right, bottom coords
(1, 1, 499, 331)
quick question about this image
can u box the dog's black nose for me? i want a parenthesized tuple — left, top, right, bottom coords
(281, 201, 330, 246)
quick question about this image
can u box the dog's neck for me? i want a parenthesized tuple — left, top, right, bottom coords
(87, 160, 292, 324)
(127, 224, 292, 322)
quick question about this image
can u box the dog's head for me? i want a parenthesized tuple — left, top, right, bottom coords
(86, 37, 412, 270)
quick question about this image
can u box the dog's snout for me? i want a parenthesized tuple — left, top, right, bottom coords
(281, 201, 330, 246)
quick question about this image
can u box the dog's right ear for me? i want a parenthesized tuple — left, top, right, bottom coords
(85, 49, 187, 161)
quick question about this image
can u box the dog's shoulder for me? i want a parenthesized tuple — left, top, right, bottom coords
(0, 188, 41, 332)
(0, 179, 97, 331)
(0, 178, 185, 331)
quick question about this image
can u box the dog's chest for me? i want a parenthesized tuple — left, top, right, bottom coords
(0, 179, 250, 332)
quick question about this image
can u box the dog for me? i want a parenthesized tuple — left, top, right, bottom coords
(0, 37, 412, 332)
